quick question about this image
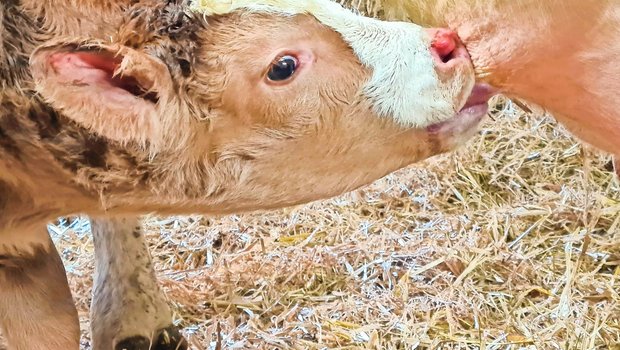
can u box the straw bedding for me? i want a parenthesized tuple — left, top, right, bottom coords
(50, 95, 620, 349)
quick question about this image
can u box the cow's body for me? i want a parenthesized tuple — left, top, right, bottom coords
(352, 0, 620, 157)
(0, 0, 488, 349)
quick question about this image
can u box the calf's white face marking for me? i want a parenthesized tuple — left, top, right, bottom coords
(191, 0, 475, 127)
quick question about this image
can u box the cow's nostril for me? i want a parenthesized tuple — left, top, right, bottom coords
(428, 28, 459, 64)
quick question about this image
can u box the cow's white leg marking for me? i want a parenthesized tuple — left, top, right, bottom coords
(0, 229, 80, 350)
(90, 216, 187, 350)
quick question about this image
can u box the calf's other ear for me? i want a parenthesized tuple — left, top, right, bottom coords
(30, 40, 175, 147)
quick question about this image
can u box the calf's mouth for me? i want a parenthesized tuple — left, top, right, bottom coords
(426, 83, 497, 135)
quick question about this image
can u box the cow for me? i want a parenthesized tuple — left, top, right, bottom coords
(0, 0, 492, 348)
(347, 0, 620, 169)
(85, 0, 620, 348)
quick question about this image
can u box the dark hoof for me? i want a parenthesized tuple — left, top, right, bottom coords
(114, 326, 188, 350)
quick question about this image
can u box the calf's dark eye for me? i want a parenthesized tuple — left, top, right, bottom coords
(267, 55, 298, 82)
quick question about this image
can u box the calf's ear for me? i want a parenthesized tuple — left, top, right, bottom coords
(30, 40, 175, 147)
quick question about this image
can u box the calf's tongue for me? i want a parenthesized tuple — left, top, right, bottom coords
(461, 83, 498, 110)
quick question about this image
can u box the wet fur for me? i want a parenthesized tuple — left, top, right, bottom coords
(0, 1, 202, 348)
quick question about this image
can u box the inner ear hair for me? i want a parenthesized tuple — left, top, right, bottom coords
(29, 39, 172, 147)
(116, 1, 204, 80)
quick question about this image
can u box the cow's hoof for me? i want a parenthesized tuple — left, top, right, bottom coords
(114, 326, 188, 350)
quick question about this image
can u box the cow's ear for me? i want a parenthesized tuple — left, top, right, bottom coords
(30, 40, 175, 146)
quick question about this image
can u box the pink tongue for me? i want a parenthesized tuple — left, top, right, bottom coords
(462, 84, 497, 109)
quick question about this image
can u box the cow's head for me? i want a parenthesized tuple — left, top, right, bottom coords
(29, 0, 492, 214)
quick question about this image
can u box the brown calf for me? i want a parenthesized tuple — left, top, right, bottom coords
(93, 1, 620, 348)
(0, 0, 491, 349)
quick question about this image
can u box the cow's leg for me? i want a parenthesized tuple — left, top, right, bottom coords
(613, 156, 620, 179)
(90, 216, 187, 350)
(0, 228, 80, 350)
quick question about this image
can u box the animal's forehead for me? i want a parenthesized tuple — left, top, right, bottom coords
(190, 0, 357, 22)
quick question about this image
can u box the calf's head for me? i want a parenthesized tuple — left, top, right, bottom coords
(29, 0, 491, 214)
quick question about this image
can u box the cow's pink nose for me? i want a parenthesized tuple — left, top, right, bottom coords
(426, 28, 460, 64)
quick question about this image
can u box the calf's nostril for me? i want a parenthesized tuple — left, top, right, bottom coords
(429, 28, 459, 63)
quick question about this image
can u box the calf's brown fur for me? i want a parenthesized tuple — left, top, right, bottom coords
(2, 1, 196, 347)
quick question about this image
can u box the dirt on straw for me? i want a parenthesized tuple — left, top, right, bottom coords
(35, 94, 617, 350)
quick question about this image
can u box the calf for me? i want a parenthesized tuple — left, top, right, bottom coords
(0, 0, 492, 349)
(101, 1, 620, 348)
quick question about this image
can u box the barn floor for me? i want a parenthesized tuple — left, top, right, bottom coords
(7, 95, 620, 349)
